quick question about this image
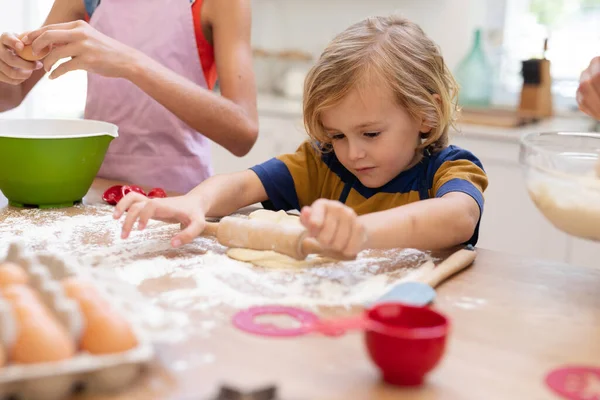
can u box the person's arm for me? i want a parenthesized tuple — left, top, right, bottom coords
(300, 192, 480, 257)
(577, 56, 600, 120)
(114, 142, 319, 247)
(123, 0, 258, 156)
(125, 0, 259, 156)
(189, 170, 267, 218)
(0, 0, 84, 112)
(25, 0, 258, 156)
(301, 148, 488, 256)
(201, 0, 259, 154)
(360, 192, 480, 250)
(367, 148, 487, 250)
(114, 170, 268, 247)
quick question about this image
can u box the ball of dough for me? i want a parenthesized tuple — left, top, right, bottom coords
(15, 33, 50, 61)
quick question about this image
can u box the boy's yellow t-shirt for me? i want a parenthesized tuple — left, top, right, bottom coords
(250, 141, 488, 246)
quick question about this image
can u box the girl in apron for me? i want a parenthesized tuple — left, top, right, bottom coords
(0, 0, 258, 193)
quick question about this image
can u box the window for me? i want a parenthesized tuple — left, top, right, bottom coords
(496, 0, 600, 110)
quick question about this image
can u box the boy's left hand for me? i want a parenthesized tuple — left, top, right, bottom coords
(300, 199, 367, 258)
(22, 21, 137, 80)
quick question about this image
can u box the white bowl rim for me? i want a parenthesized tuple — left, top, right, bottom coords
(0, 118, 119, 139)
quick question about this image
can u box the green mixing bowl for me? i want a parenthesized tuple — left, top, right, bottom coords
(0, 119, 118, 208)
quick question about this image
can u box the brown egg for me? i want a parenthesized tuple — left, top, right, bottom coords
(80, 307, 139, 354)
(2, 285, 76, 364)
(62, 277, 138, 354)
(15, 33, 50, 61)
(0, 262, 29, 288)
(10, 312, 76, 364)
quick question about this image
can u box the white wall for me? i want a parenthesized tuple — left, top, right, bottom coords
(1, 0, 500, 119)
(251, 0, 495, 72)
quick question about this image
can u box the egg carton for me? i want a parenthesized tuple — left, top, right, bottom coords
(0, 241, 154, 400)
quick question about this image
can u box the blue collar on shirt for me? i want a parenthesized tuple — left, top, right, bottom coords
(320, 149, 431, 200)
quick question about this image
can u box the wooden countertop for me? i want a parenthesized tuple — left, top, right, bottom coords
(1, 179, 599, 400)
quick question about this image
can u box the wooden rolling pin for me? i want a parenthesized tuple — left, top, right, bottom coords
(201, 216, 356, 261)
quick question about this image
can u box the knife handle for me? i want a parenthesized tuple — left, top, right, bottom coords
(417, 246, 477, 288)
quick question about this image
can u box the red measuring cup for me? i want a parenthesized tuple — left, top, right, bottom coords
(233, 303, 449, 386)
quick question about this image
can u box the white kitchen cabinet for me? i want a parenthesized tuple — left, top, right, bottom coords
(210, 114, 306, 175)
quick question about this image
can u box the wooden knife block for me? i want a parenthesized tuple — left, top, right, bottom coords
(518, 58, 553, 118)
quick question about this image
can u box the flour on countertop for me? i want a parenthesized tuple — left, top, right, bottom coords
(0, 204, 432, 338)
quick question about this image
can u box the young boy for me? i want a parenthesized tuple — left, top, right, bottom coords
(115, 15, 488, 257)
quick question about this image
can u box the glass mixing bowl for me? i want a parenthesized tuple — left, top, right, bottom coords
(519, 131, 600, 241)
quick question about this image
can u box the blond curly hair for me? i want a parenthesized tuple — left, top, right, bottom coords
(303, 15, 459, 157)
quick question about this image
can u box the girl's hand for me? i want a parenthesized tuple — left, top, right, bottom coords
(300, 199, 367, 257)
(22, 20, 138, 80)
(114, 193, 206, 248)
(0, 32, 42, 84)
(577, 56, 600, 120)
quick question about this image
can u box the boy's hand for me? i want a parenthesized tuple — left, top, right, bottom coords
(300, 199, 367, 258)
(114, 193, 206, 248)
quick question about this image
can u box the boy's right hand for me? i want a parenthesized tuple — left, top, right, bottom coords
(114, 192, 207, 248)
(0, 32, 42, 85)
(300, 199, 367, 258)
